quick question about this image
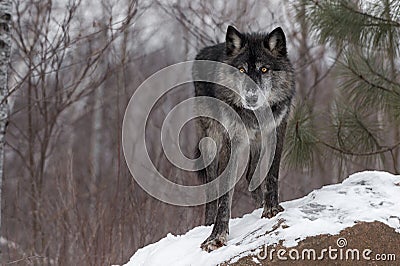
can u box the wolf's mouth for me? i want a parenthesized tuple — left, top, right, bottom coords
(245, 95, 258, 106)
(243, 101, 262, 110)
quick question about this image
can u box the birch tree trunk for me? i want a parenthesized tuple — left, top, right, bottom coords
(0, 0, 11, 261)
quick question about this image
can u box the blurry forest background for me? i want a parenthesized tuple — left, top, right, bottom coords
(1, 0, 399, 264)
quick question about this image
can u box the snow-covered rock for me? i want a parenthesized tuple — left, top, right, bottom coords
(124, 171, 400, 266)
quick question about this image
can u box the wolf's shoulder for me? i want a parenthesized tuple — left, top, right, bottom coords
(195, 43, 226, 61)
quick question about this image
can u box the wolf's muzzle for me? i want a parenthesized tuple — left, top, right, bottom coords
(245, 95, 258, 107)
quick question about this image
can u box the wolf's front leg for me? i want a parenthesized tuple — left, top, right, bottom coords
(261, 122, 286, 218)
(262, 172, 284, 218)
(201, 136, 243, 252)
(201, 189, 234, 252)
(245, 142, 265, 208)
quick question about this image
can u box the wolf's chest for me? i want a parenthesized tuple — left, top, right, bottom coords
(219, 111, 276, 142)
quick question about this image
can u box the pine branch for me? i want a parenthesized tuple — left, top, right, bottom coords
(293, 0, 400, 173)
(347, 67, 399, 96)
(283, 103, 318, 169)
(340, 2, 400, 27)
(317, 139, 400, 157)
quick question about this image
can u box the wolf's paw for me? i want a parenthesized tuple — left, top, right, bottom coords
(262, 204, 284, 219)
(200, 233, 227, 252)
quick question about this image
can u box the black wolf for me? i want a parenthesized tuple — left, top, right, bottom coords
(193, 25, 295, 252)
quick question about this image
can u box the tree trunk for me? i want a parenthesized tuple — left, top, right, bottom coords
(0, 0, 12, 261)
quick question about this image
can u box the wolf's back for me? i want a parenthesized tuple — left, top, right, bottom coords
(193, 43, 226, 97)
(195, 43, 225, 61)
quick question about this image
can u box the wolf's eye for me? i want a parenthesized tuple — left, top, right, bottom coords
(260, 67, 268, 73)
(239, 67, 246, 73)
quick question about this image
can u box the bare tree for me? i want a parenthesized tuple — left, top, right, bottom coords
(0, 0, 11, 261)
(3, 0, 139, 264)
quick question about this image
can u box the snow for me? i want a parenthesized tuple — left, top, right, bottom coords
(124, 171, 400, 266)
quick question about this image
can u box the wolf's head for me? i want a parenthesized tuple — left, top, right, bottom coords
(222, 25, 294, 110)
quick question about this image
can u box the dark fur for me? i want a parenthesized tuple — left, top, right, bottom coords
(193, 26, 295, 252)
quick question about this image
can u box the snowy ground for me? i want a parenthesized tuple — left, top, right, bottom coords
(124, 171, 400, 266)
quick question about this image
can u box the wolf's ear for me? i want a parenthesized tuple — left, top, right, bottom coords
(226, 25, 244, 56)
(265, 27, 287, 56)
